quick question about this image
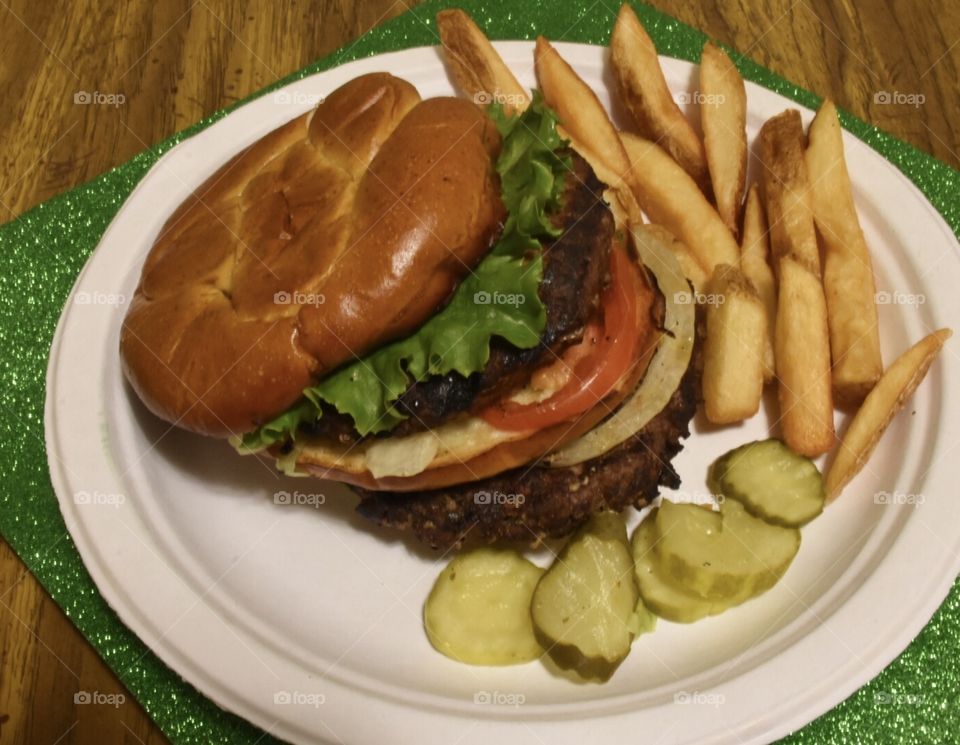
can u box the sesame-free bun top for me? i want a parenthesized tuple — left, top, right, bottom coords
(120, 73, 505, 437)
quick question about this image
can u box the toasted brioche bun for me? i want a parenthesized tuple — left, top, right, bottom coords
(120, 73, 505, 437)
(289, 251, 660, 491)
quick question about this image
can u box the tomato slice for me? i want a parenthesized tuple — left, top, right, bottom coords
(480, 244, 641, 432)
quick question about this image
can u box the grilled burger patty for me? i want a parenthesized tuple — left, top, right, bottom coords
(355, 324, 703, 550)
(299, 151, 613, 443)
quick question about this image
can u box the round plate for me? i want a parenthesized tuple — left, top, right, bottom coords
(45, 42, 960, 745)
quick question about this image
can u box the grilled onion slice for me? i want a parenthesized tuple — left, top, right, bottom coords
(547, 224, 695, 467)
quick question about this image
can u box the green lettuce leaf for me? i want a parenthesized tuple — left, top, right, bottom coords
(237, 399, 317, 453)
(236, 92, 569, 452)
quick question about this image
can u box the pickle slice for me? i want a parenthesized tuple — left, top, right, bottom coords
(632, 514, 750, 622)
(424, 547, 544, 665)
(711, 439, 825, 527)
(531, 512, 639, 681)
(654, 499, 800, 601)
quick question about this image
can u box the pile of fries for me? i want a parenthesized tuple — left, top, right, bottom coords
(436, 6, 951, 500)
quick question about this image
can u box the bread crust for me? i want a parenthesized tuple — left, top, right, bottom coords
(120, 73, 505, 436)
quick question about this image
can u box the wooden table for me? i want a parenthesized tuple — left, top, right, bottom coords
(1, 1, 957, 742)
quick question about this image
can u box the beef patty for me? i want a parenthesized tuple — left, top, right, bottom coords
(300, 150, 613, 443)
(355, 320, 703, 550)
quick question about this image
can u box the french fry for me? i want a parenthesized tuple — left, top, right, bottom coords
(702, 263, 767, 424)
(700, 42, 747, 237)
(806, 99, 883, 407)
(760, 109, 834, 456)
(759, 110, 821, 274)
(775, 257, 835, 456)
(740, 184, 777, 381)
(437, 9, 529, 112)
(610, 4, 709, 192)
(643, 224, 709, 294)
(621, 132, 740, 276)
(826, 329, 952, 500)
(533, 36, 642, 224)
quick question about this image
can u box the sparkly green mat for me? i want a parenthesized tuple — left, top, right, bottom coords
(1, 1, 957, 742)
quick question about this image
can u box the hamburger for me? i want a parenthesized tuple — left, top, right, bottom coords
(120, 72, 699, 550)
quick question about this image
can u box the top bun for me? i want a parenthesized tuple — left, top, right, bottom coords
(121, 73, 505, 437)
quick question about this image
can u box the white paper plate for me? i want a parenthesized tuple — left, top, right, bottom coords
(45, 43, 960, 745)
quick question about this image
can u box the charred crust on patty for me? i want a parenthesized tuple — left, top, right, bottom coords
(354, 313, 704, 550)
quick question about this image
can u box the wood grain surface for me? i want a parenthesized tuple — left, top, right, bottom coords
(1, 0, 957, 742)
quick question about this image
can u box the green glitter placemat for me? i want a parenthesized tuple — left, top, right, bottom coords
(1, 1, 958, 743)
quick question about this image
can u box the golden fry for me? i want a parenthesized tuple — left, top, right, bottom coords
(826, 329, 952, 500)
(740, 184, 777, 381)
(533, 36, 641, 224)
(775, 257, 835, 456)
(621, 133, 739, 276)
(702, 264, 767, 424)
(700, 42, 747, 237)
(806, 99, 883, 407)
(437, 9, 529, 112)
(610, 4, 709, 191)
(760, 110, 834, 456)
(759, 110, 821, 275)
